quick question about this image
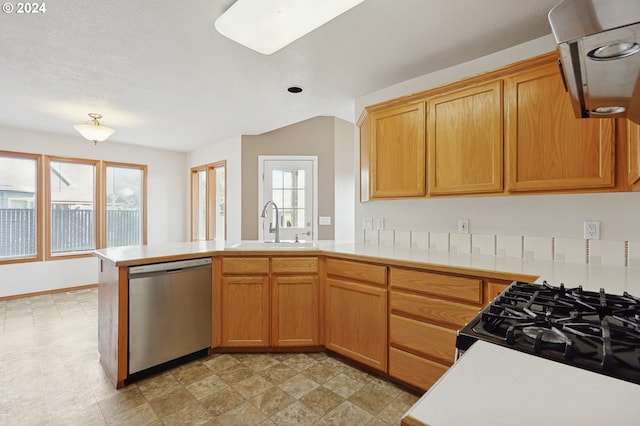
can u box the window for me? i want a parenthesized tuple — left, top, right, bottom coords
(0, 151, 42, 263)
(190, 161, 226, 241)
(259, 157, 315, 241)
(271, 168, 306, 229)
(46, 157, 99, 258)
(192, 168, 207, 240)
(1, 150, 148, 262)
(104, 162, 147, 247)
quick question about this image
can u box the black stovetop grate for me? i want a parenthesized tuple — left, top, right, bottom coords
(457, 281, 640, 384)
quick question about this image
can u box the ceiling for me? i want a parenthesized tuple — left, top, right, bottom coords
(0, 0, 560, 152)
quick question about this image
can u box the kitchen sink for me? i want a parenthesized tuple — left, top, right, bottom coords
(227, 241, 318, 250)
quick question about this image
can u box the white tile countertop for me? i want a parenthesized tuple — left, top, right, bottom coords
(93, 240, 640, 295)
(401, 340, 640, 426)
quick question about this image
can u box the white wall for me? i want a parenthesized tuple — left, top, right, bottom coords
(186, 135, 242, 242)
(334, 118, 356, 241)
(354, 35, 640, 244)
(0, 126, 187, 297)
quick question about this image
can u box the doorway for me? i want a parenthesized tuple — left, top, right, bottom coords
(258, 156, 317, 242)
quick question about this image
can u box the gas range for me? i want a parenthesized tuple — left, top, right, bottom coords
(456, 281, 640, 384)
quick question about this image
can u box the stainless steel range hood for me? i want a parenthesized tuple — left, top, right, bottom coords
(548, 0, 640, 123)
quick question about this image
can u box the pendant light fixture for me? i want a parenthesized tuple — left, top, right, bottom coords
(214, 0, 366, 55)
(73, 113, 115, 145)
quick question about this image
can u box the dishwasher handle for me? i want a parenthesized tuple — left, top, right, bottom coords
(129, 257, 212, 276)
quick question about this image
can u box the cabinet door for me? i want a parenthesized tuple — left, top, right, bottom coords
(325, 277, 387, 371)
(628, 120, 640, 188)
(220, 275, 270, 347)
(369, 102, 426, 198)
(505, 61, 615, 191)
(272, 275, 319, 347)
(428, 80, 503, 195)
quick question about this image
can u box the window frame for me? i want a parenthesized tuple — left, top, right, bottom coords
(1, 150, 149, 264)
(45, 156, 101, 260)
(0, 150, 43, 265)
(190, 160, 226, 241)
(102, 161, 148, 247)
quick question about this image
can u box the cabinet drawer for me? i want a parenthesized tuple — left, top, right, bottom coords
(390, 291, 479, 328)
(326, 258, 387, 286)
(485, 280, 510, 305)
(221, 257, 269, 274)
(390, 314, 456, 365)
(389, 347, 448, 391)
(390, 267, 481, 303)
(272, 257, 318, 274)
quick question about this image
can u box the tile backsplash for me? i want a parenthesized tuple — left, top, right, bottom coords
(363, 229, 636, 267)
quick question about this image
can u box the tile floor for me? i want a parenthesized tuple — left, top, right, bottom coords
(0, 288, 420, 425)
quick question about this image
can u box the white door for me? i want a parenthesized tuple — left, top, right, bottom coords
(259, 156, 316, 242)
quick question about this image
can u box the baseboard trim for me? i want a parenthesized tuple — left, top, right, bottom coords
(0, 283, 98, 301)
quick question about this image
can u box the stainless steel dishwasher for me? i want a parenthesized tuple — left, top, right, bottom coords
(128, 257, 212, 375)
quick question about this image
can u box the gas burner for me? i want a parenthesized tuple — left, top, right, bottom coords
(457, 281, 640, 385)
(523, 326, 569, 345)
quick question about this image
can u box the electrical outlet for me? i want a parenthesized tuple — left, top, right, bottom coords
(374, 217, 385, 230)
(584, 221, 600, 240)
(362, 218, 373, 230)
(458, 219, 469, 234)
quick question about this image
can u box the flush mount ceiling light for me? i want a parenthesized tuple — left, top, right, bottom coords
(214, 0, 366, 55)
(73, 113, 115, 145)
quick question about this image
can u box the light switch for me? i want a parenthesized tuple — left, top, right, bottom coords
(319, 216, 332, 225)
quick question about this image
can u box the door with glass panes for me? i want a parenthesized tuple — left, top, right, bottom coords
(259, 157, 316, 242)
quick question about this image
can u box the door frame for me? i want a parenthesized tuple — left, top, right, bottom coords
(258, 155, 318, 241)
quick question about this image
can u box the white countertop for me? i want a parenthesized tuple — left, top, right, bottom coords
(93, 240, 640, 295)
(402, 340, 640, 426)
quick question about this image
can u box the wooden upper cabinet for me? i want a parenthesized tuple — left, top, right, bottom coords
(428, 80, 503, 195)
(369, 102, 426, 198)
(505, 61, 615, 192)
(628, 120, 640, 189)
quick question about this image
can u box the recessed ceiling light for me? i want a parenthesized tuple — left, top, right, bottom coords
(587, 42, 640, 61)
(214, 0, 366, 55)
(287, 86, 303, 94)
(591, 106, 626, 115)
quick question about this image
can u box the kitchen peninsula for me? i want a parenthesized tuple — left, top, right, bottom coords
(93, 241, 640, 389)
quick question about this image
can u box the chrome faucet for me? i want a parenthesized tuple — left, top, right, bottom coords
(260, 201, 280, 243)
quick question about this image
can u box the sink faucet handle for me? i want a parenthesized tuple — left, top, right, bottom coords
(295, 234, 299, 243)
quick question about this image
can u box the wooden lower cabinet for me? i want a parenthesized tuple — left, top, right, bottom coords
(388, 266, 485, 391)
(485, 280, 511, 305)
(215, 255, 526, 392)
(220, 275, 270, 347)
(389, 347, 449, 391)
(390, 314, 457, 364)
(325, 258, 388, 372)
(272, 275, 319, 346)
(218, 256, 320, 348)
